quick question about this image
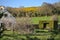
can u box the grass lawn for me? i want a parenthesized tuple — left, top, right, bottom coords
(16, 16, 60, 24)
(31, 16, 51, 24)
(0, 30, 60, 40)
(31, 16, 60, 24)
(58, 16, 60, 24)
(0, 16, 60, 40)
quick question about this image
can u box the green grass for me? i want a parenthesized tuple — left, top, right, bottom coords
(58, 16, 60, 24)
(0, 30, 60, 40)
(31, 16, 51, 24)
(16, 16, 60, 24)
(0, 16, 60, 40)
(31, 16, 60, 24)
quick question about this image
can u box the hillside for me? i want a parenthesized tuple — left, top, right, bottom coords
(6, 2, 60, 17)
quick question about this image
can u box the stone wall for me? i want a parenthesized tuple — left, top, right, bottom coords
(39, 20, 57, 30)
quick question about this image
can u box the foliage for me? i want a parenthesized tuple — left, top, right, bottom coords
(7, 2, 60, 17)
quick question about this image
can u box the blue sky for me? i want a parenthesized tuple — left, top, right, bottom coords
(0, 0, 60, 7)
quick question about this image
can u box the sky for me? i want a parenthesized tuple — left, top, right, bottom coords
(0, 0, 60, 7)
